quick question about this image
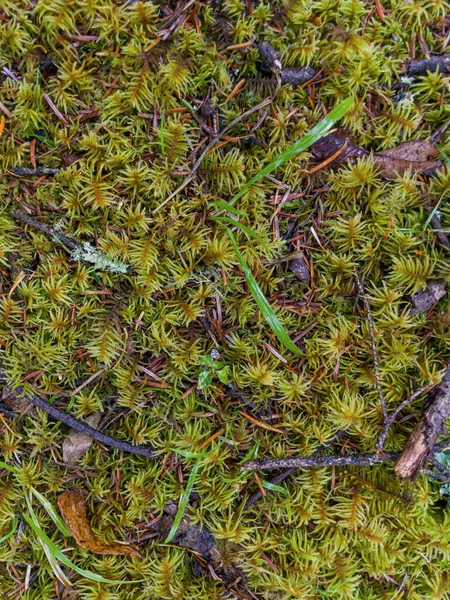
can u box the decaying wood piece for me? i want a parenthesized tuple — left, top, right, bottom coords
(404, 55, 450, 75)
(257, 41, 320, 86)
(410, 280, 447, 315)
(395, 365, 450, 480)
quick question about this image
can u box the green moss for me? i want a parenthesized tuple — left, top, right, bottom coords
(0, 0, 449, 598)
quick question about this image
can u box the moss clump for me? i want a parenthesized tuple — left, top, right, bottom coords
(0, 0, 450, 598)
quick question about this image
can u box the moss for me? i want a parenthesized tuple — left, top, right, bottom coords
(0, 0, 449, 598)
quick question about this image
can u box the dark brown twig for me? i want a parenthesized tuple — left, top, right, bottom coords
(242, 451, 400, 472)
(10, 167, 60, 176)
(25, 390, 154, 460)
(404, 56, 450, 76)
(10, 210, 78, 250)
(354, 272, 387, 420)
(242, 439, 450, 474)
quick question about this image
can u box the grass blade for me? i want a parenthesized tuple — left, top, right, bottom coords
(30, 487, 71, 537)
(212, 216, 269, 248)
(210, 200, 248, 216)
(227, 229, 302, 355)
(0, 460, 17, 474)
(229, 97, 354, 206)
(0, 517, 18, 544)
(261, 480, 289, 495)
(24, 499, 141, 585)
(164, 460, 201, 543)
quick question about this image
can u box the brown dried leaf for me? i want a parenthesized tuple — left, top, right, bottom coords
(58, 491, 140, 557)
(310, 131, 443, 178)
(373, 140, 442, 179)
(62, 413, 101, 466)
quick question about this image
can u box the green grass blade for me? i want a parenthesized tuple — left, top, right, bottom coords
(164, 460, 201, 543)
(423, 194, 444, 231)
(0, 460, 17, 474)
(30, 487, 71, 537)
(212, 216, 269, 248)
(227, 229, 302, 355)
(0, 517, 18, 544)
(210, 200, 248, 216)
(23, 500, 142, 585)
(229, 97, 354, 206)
(261, 480, 289, 495)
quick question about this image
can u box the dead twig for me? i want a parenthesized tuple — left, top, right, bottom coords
(395, 364, 450, 480)
(403, 55, 450, 75)
(354, 271, 387, 421)
(25, 390, 154, 460)
(242, 437, 450, 473)
(10, 210, 78, 250)
(10, 167, 60, 176)
(242, 451, 400, 472)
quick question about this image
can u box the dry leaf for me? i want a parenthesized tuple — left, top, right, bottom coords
(311, 130, 442, 178)
(62, 413, 101, 466)
(373, 140, 442, 179)
(58, 491, 140, 557)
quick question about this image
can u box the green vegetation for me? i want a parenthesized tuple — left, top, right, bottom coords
(0, 0, 450, 598)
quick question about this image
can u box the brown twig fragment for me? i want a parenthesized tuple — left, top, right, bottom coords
(242, 451, 400, 472)
(10, 210, 78, 250)
(354, 271, 387, 421)
(25, 390, 154, 460)
(10, 167, 60, 176)
(395, 365, 450, 480)
(403, 55, 450, 76)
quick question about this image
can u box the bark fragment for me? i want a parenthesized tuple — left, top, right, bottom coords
(395, 365, 450, 480)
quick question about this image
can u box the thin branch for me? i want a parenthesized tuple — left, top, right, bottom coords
(10, 167, 60, 176)
(354, 271, 387, 420)
(403, 55, 450, 76)
(25, 390, 154, 460)
(152, 97, 272, 214)
(242, 451, 400, 472)
(241, 439, 450, 473)
(376, 383, 433, 451)
(10, 211, 78, 250)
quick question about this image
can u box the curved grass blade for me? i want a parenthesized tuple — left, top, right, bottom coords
(0, 460, 17, 474)
(229, 97, 354, 206)
(23, 500, 143, 585)
(164, 459, 202, 543)
(261, 480, 289, 495)
(0, 517, 18, 544)
(227, 229, 302, 356)
(212, 216, 269, 248)
(210, 200, 248, 217)
(30, 487, 71, 538)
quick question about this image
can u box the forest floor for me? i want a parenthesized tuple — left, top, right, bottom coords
(1, 1, 450, 599)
